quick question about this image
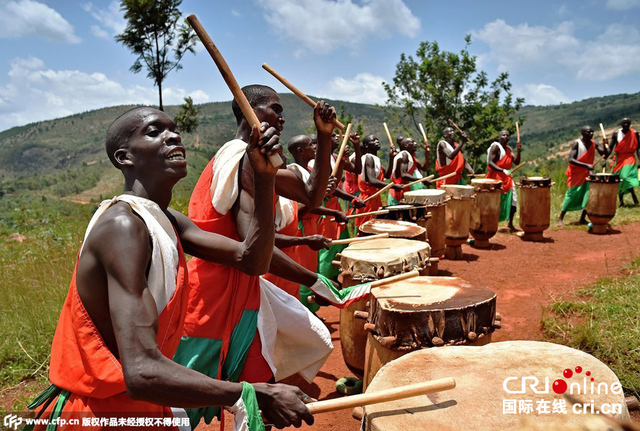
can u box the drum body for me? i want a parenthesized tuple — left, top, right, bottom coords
(518, 177, 551, 241)
(442, 185, 474, 259)
(469, 179, 502, 248)
(363, 276, 497, 388)
(379, 204, 428, 223)
(339, 239, 430, 377)
(403, 190, 447, 258)
(359, 219, 426, 241)
(586, 174, 620, 234)
(363, 341, 630, 431)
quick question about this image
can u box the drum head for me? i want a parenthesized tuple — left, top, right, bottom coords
(364, 341, 630, 431)
(359, 219, 426, 238)
(404, 189, 446, 206)
(442, 184, 474, 199)
(471, 178, 502, 192)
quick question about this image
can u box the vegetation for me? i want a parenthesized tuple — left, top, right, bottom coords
(383, 35, 524, 165)
(174, 96, 200, 134)
(115, 0, 196, 111)
(543, 258, 640, 398)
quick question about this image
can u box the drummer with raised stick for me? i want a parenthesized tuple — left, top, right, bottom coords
(436, 125, 475, 189)
(558, 125, 609, 227)
(389, 135, 429, 205)
(486, 129, 522, 232)
(606, 117, 640, 206)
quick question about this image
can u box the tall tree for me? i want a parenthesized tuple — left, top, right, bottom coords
(383, 35, 524, 166)
(115, 0, 196, 111)
(174, 96, 200, 134)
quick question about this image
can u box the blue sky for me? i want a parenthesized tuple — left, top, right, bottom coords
(1, 0, 640, 132)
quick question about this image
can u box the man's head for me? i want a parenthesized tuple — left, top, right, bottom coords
(498, 130, 511, 144)
(288, 135, 315, 164)
(232, 85, 284, 133)
(362, 134, 381, 154)
(581, 125, 594, 140)
(620, 118, 631, 132)
(331, 132, 339, 152)
(399, 137, 417, 153)
(442, 127, 455, 143)
(105, 107, 186, 181)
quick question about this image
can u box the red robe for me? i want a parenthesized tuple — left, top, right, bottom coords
(354, 154, 385, 227)
(612, 128, 638, 171)
(566, 140, 595, 188)
(486, 145, 514, 193)
(435, 142, 465, 188)
(390, 151, 419, 202)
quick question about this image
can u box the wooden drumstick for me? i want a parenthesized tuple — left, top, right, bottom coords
(448, 119, 465, 135)
(515, 121, 521, 142)
(403, 174, 435, 189)
(262, 63, 346, 130)
(330, 232, 389, 245)
(434, 171, 458, 183)
(345, 209, 390, 220)
(383, 122, 394, 151)
(419, 123, 429, 144)
(187, 15, 283, 167)
(306, 377, 456, 414)
(599, 123, 609, 174)
(368, 270, 420, 288)
(331, 123, 352, 177)
(362, 182, 395, 203)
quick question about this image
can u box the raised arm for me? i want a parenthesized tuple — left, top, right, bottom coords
(513, 141, 522, 165)
(344, 134, 362, 173)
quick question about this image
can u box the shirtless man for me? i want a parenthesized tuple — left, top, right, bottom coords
(389, 136, 429, 204)
(29, 107, 313, 430)
(435, 127, 474, 188)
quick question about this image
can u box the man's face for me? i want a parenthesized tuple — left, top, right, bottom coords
(499, 131, 510, 144)
(307, 137, 318, 159)
(126, 110, 187, 180)
(254, 92, 285, 134)
(400, 138, 417, 152)
(582, 127, 594, 140)
(443, 128, 455, 142)
(331, 133, 339, 152)
(364, 135, 381, 153)
(621, 119, 631, 132)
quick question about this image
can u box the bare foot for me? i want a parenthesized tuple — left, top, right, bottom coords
(579, 218, 588, 225)
(556, 220, 564, 227)
(508, 225, 519, 233)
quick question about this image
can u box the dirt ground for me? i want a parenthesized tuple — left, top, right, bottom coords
(3, 223, 640, 429)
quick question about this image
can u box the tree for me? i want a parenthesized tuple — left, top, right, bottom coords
(115, 0, 196, 111)
(174, 96, 200, 134)
(383, 35, 524, 166)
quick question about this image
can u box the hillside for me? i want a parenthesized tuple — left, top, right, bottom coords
(1, 91, 639, 201)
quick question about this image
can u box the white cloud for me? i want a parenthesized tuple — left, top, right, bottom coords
(474, 19, 640, 82)
(83, 1, 126, 38)
(231, 9, 241, 17)
(518, 83, 569, 106)
(0, 0, 80, 43)
(326, 73, 387, 104)
(256, 0, 420, 55)
(0, 57, 210, 132)
(605, 0, 640, 10)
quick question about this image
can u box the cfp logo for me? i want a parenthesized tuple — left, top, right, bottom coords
(3, 414, 23, 430)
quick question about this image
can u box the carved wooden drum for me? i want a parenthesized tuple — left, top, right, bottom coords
(362, 276, 497, 388)
(518, 176, 552, 241)
(442, 185, 474, 259)
(359, 219, 426, 241)
(587, 173, 620, 234)
(363, 341, 630, 431)
(403, 189, 447, 259)
(378, 204, 428, 223)
(470, 178, 502, 248)
(339, 239, 431, 377)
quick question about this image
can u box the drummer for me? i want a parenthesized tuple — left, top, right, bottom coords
(352, 134, 404, 226)
(606, 118, 640, 206)
(486, 129, 522, 232)
(389, 136, 429, 205)
(435, 127, 475, 189)
(558, 126, 608, 226)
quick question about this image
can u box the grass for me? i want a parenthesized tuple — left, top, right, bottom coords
(542, 258, 640, 398)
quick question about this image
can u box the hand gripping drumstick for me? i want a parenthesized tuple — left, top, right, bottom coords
(330, 232, 389, 245)
(362, 182, 395, 203)
(187, 15, 283, 167)
(403, 174, 435, 189)
(345, 209, 390, 220)
(331, 123, 353, 177)
(383, 122, 395, 151)
(262, 63, 346, 131)
(306, 377, 456, 414)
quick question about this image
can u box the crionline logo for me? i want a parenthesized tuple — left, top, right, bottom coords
(503, 365, 623, 395)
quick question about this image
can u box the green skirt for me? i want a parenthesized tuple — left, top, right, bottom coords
(561, 182, 589, 212)
(616, 163, 639, 195)
(499, 189, 514, 222)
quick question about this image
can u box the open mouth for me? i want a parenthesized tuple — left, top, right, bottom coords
(166, 148, 186, 161)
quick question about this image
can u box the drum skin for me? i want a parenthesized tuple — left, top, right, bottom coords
(363, 341, 630, 431)
(404, 190, 447, 258)
(442, 185, 474, 246)
(470, 179, 501, 247)
(519, 177, 551, 241)
(359, 219, 426, 241)
(587, 174, 620, 235)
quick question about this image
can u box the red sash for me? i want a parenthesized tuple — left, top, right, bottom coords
(264, 201, 302, 297)
(613, 128, 638, 172)
(353, 168, 385, 227)
(390, 153, 418, 201)
(565, 140, 595, 188)
(435, 143, 465, 188)
(486, 145, 513, 193)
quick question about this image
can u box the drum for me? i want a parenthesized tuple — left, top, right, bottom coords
(518, 177, 552, 241)
(587, 174, 620, 234)
(339, 238, 431, 377)
(362, 276, 497, 389)
(469, 179, 502, 248)
(442, 185, 474, 260)
(363, 341, 630, 431)
(379, 204, 428, 223)
(403, 190, 447, 263)
(359, 219, 426, 241)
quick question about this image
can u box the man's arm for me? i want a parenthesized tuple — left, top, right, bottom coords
(275, 233, 330, 251)
(332, 187, 365, 208)
(269, 247, 318, 287)
(567, 141, 592, 170)
(395, 153, 415, 182)
(344, 134, 362, 173)
(92, 213, 313, 428)
(487, 145, 505, 172)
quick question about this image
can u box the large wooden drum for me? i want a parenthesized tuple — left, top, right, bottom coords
(363, 341, 630, 431)
(587, 173, 620, 234)
(470, 179, 502, 248)
(362, 276, 497, 388)
(378, 204, 428, 223)
(518, 177, 552, 241)
(359, 219, 426, 241)
(403, 190, 447, 258)
(339, 239, 431, 377)
(442, 185, 474, 260)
